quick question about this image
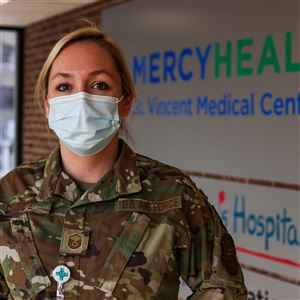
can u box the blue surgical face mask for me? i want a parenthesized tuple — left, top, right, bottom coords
(48, 92, 124, 156)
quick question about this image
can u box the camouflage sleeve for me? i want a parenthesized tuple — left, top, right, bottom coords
(179, 187, 247, 300)
(0, 263, 9, 299)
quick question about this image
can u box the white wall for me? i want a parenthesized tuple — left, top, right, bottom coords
(103, 2, 300, 299)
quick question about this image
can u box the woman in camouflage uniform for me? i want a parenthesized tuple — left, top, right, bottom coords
(0, 23, 247, 300)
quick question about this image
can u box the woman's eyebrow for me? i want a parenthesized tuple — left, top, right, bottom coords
(50, 72, 71, 81)
(50, 69, 113, 81)
(89, 69, 113, 77)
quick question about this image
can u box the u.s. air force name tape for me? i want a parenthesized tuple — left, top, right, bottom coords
(115, 197, 182, 214)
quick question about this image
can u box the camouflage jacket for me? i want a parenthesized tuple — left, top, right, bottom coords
(0, 140, 247, 300)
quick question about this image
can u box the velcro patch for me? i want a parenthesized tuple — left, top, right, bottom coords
(115, 197, 182, 214)
(221, 233, 239, 276)
(6, 201, 52, 215)
(59, 227, 90, 255)
(10, 202, 30, 214)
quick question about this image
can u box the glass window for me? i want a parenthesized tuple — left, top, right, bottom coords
(0, 86, 14, 109)
(2, 43, 15, 64)
(0, 29, 20, 177)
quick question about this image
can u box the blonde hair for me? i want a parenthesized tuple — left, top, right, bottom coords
(35, 21, 135, 140)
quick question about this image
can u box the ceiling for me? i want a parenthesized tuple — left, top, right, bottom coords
(0, 0, 100, 27)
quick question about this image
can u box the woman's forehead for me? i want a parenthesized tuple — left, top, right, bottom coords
(50, 41, 117, 76)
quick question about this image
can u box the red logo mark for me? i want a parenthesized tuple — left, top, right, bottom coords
(218, 190, 226, 205)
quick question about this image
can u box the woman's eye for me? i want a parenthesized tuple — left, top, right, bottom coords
(92, 82, 109, 90)
(56, 84, 70, 92)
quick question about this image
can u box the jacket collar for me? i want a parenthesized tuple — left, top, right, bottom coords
(36, 140, 142, 205)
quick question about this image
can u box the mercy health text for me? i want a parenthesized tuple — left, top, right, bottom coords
(132, 32, 299, 84)
(133, 92, 300, 117)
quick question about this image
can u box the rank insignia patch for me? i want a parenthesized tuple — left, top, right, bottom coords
(59, 227, 90, 255)
(67, 233, 83, 250)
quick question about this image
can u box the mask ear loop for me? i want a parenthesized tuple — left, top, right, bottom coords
(116, 95, 125, 104)
(116, 95, 126, 131)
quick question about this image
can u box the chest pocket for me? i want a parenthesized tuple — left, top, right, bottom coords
(95, 210, 178, 300)
(95, 212, 151, 295)
(0, 202, 51, 299)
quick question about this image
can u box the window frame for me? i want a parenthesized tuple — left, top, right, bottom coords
(0, 26, 23, 172)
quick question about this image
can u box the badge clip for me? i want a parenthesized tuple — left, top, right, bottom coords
(51, 265, 71, 299)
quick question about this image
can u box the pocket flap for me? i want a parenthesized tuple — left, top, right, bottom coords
(96, 212, 150, 295)
(25, 201, 52, 214)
